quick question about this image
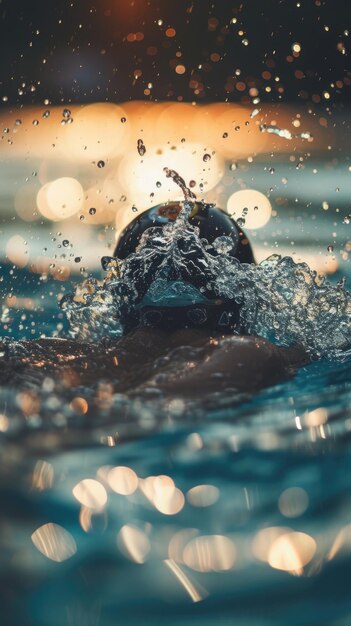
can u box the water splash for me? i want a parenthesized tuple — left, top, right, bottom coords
(163, 167, 196, 203)
(62, 213, 351, 360)
(137, 139, 146, 156)
(260, 124, 312, 141)
(60, 167, 351, 359)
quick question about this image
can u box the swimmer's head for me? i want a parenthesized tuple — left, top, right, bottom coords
(114, 201, 255, 264)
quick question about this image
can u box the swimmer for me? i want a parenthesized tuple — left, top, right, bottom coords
(0, 201, 308, 398)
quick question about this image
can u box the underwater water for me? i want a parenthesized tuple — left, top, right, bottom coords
(1, 182, 351, 626)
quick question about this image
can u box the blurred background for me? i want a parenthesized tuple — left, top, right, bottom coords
(0, 0, 350, 279)
(2, 5, 351, 624)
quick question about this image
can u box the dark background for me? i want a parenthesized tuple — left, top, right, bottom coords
(0, 0, 350, 106)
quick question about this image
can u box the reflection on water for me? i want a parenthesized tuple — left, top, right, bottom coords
(1, 264, 351, 625)
(1, 104, 351, 625)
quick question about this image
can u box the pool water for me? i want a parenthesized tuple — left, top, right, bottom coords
(2, 212, 351, 626)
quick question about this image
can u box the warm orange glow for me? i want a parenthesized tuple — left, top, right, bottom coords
(37, 177, 84, 221)
(62, 103, 130, 161)
(70, 397, 89, 414)
(6, 235, 29, 268)
(118, 142, 224, 206)
(0, 102, 331, 234)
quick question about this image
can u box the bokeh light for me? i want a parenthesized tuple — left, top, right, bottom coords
(37, 177, 84, 221)
(62, 103, 130, 161)
(117, 525, 151, 563)
(183, 535, 236, 572)
(227, 189, 272, 229)
(268, 532, 316, 575)
(118, 142, 224, 206)
(72, 478, 108, 510)
(31, 523, 77, 563)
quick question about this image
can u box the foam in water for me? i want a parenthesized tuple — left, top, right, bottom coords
(61, 172, 351, 361)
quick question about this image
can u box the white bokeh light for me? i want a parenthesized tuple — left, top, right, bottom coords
(36, 177, 84, 221)
(118, 142, 225, 206)
(227, 189, 272, 229)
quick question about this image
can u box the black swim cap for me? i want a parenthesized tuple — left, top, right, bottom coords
(114, 201, 255, 264)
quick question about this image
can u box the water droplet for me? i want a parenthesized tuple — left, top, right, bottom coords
(137, 139, 146, 156)
(132, 205, 138, 213)
(237, 217, 246, 226)
(63, 108, 71, 118)
(213, 236, 234, 255)
(62, 240, 69, 247)
(189, 180, 196, 188)
(32, 120, 39, 126)
(156, 181, 162, 188)
(269, 167, 275, 174)
(15, 119, 22, 126)
(79, 215, 85, 221)
(97, 160, 105, 168)
(74, 257, 81, 263)
(42, 110, 50, 118)
(230, 162, 237, 171)
(121, 117, 127, 123)
(203, 153, 211, 162)
(327, 245, 334, 252)
(120, 195, 127, 202)
(343, 215, 351, 224)
(89, 208, 96, 215)
(222, 132, 228, 138)
(101, 256, 114, 271)
(234, 126, 240, 131)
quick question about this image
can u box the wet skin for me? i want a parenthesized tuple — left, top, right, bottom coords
(0, 328, 308, 397)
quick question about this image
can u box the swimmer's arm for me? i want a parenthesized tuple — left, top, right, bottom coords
(157, 336, 309, 396)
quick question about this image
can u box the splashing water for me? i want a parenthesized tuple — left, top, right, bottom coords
(137, 138, 146, 156)
(260, 124, 312, 141)
(62, 171, 351, 360)
(163, 167, 197, 205)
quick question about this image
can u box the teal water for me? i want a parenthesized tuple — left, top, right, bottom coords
(1, 154, 351, 625)
(1, 254, 351, 626)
